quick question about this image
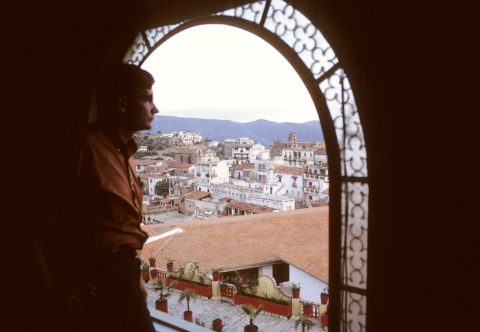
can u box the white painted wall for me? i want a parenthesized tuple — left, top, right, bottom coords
(289, 265, 328, 303)
(258, 264, 273, 276)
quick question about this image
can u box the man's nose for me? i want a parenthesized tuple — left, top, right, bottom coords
(152, 104, 159, 114)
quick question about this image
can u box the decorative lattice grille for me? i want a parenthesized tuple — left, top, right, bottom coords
(123, 1, 369, 330)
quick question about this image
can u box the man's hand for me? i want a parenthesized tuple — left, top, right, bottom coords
(139, 272, 148, 301)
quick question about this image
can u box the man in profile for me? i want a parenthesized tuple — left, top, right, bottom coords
(42, 63, 159, 331)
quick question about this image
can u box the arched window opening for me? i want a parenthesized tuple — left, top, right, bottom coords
(121, 1, 368, 330)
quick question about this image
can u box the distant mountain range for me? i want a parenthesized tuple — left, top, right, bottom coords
(147, 115, 324, 146)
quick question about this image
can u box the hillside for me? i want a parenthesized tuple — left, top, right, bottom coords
(147, 116, 324, 146)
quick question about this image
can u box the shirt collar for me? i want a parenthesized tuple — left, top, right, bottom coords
(95, 124, 138, 158)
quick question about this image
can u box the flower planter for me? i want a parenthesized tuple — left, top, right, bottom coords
(303, 306, 313, 316)
(142, 272, 149, 282)
(321, 314, 328, 327)
(234, 294, 292, 318)
(167, 278, 213, 298)
(149, 259, 156, 267)
(151, 269, 158, 278)
(321, 296, 329, 304)
(155, 299, 168, 313)
(292, 289, 300, 298)
(213, 318, 222, 332)
(184, 311, 193, 322)
(167, 262, 173, 270)
(244, 324, 258, 332)
(212, 273, 220, 281)
(220, 285, 227, 294)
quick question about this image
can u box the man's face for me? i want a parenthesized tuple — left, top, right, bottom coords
(125, 87, 159, 132)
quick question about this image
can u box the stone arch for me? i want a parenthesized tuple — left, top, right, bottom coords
(122, 1, 368, 329)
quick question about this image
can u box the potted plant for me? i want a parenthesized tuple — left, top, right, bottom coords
(166, 257, 175, 271)
(212, 317, 223, 332)
(149, 254, 156, 267)
(212, 267, 221, 281)
(240, 304, 263, 332)
(151, 268, 158, 279)
(195, 318, 205, 327)
(321, 286, 329, 304)
(321, 305, 329, 327)
(178, 288, 198, 322)
(303, 302, 313, 316)
(219, 276, 228, 295)
(141, 261, 150, 283)
(148, 277, 178, 313)
(292, 282, 301, 299)
(294, 315, 314, 332)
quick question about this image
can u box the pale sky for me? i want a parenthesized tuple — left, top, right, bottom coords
(142, 24, 319, 123)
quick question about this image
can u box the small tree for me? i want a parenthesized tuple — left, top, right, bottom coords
(155, 180, 169, 196)
(148, 277, 178, 303)
(178, 288, 198, 313)
(240, 304, 263, 330)
(294, 315, 314, 332)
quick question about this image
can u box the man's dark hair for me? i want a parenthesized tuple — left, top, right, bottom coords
(95, 63, 154, 123)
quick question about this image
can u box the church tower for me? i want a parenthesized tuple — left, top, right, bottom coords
(288, 132, 298, 149)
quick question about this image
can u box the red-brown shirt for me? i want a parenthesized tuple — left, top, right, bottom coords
(53, 124, 148, 252)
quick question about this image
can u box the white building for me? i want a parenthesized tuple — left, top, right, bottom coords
(282, 133, 316, 167)
(180, 131, 202, 145)
(138, 145, 148, 152)
(162, 131, 183, 138)
(232, 163, 256, 181)
(133, 160, 160, 174)
(232, 142, 265, 164)
(274, 166, 305, 202)
(254, 155, 286, 184)
(314, 147, 328, 165)
(303, 173, 329, 202)
(211, 180, 294, 211)
(194, 160, 230, 193)
(272, 244, 328, 304)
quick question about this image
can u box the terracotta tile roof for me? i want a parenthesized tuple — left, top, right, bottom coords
(181, 187, 194, 195)
(219, 198, 233, 202)
(160, 198, 172, 203)
(141, 224, 177, 237)
(233, 163, 255, 170)
(141, 207, 329, 272)
(274, 166, 304, 175)
(297, 142, 314, 147)
(233, 145, 252, 148)
(133, 160, 159, 166)
(272, 244, 328, 283)
(225, 201, 275, 214)
(139, 173, 149, 180)
(308, 199, 329, 208)
(146, 166, 169, 173)
(176, 149, 194, 154)
(184, 191, 211, 201)
(314, 148, 327, 155)
(164, 160, 194, 168)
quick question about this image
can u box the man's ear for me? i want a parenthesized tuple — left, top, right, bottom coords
(118, 95, 128, 113)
